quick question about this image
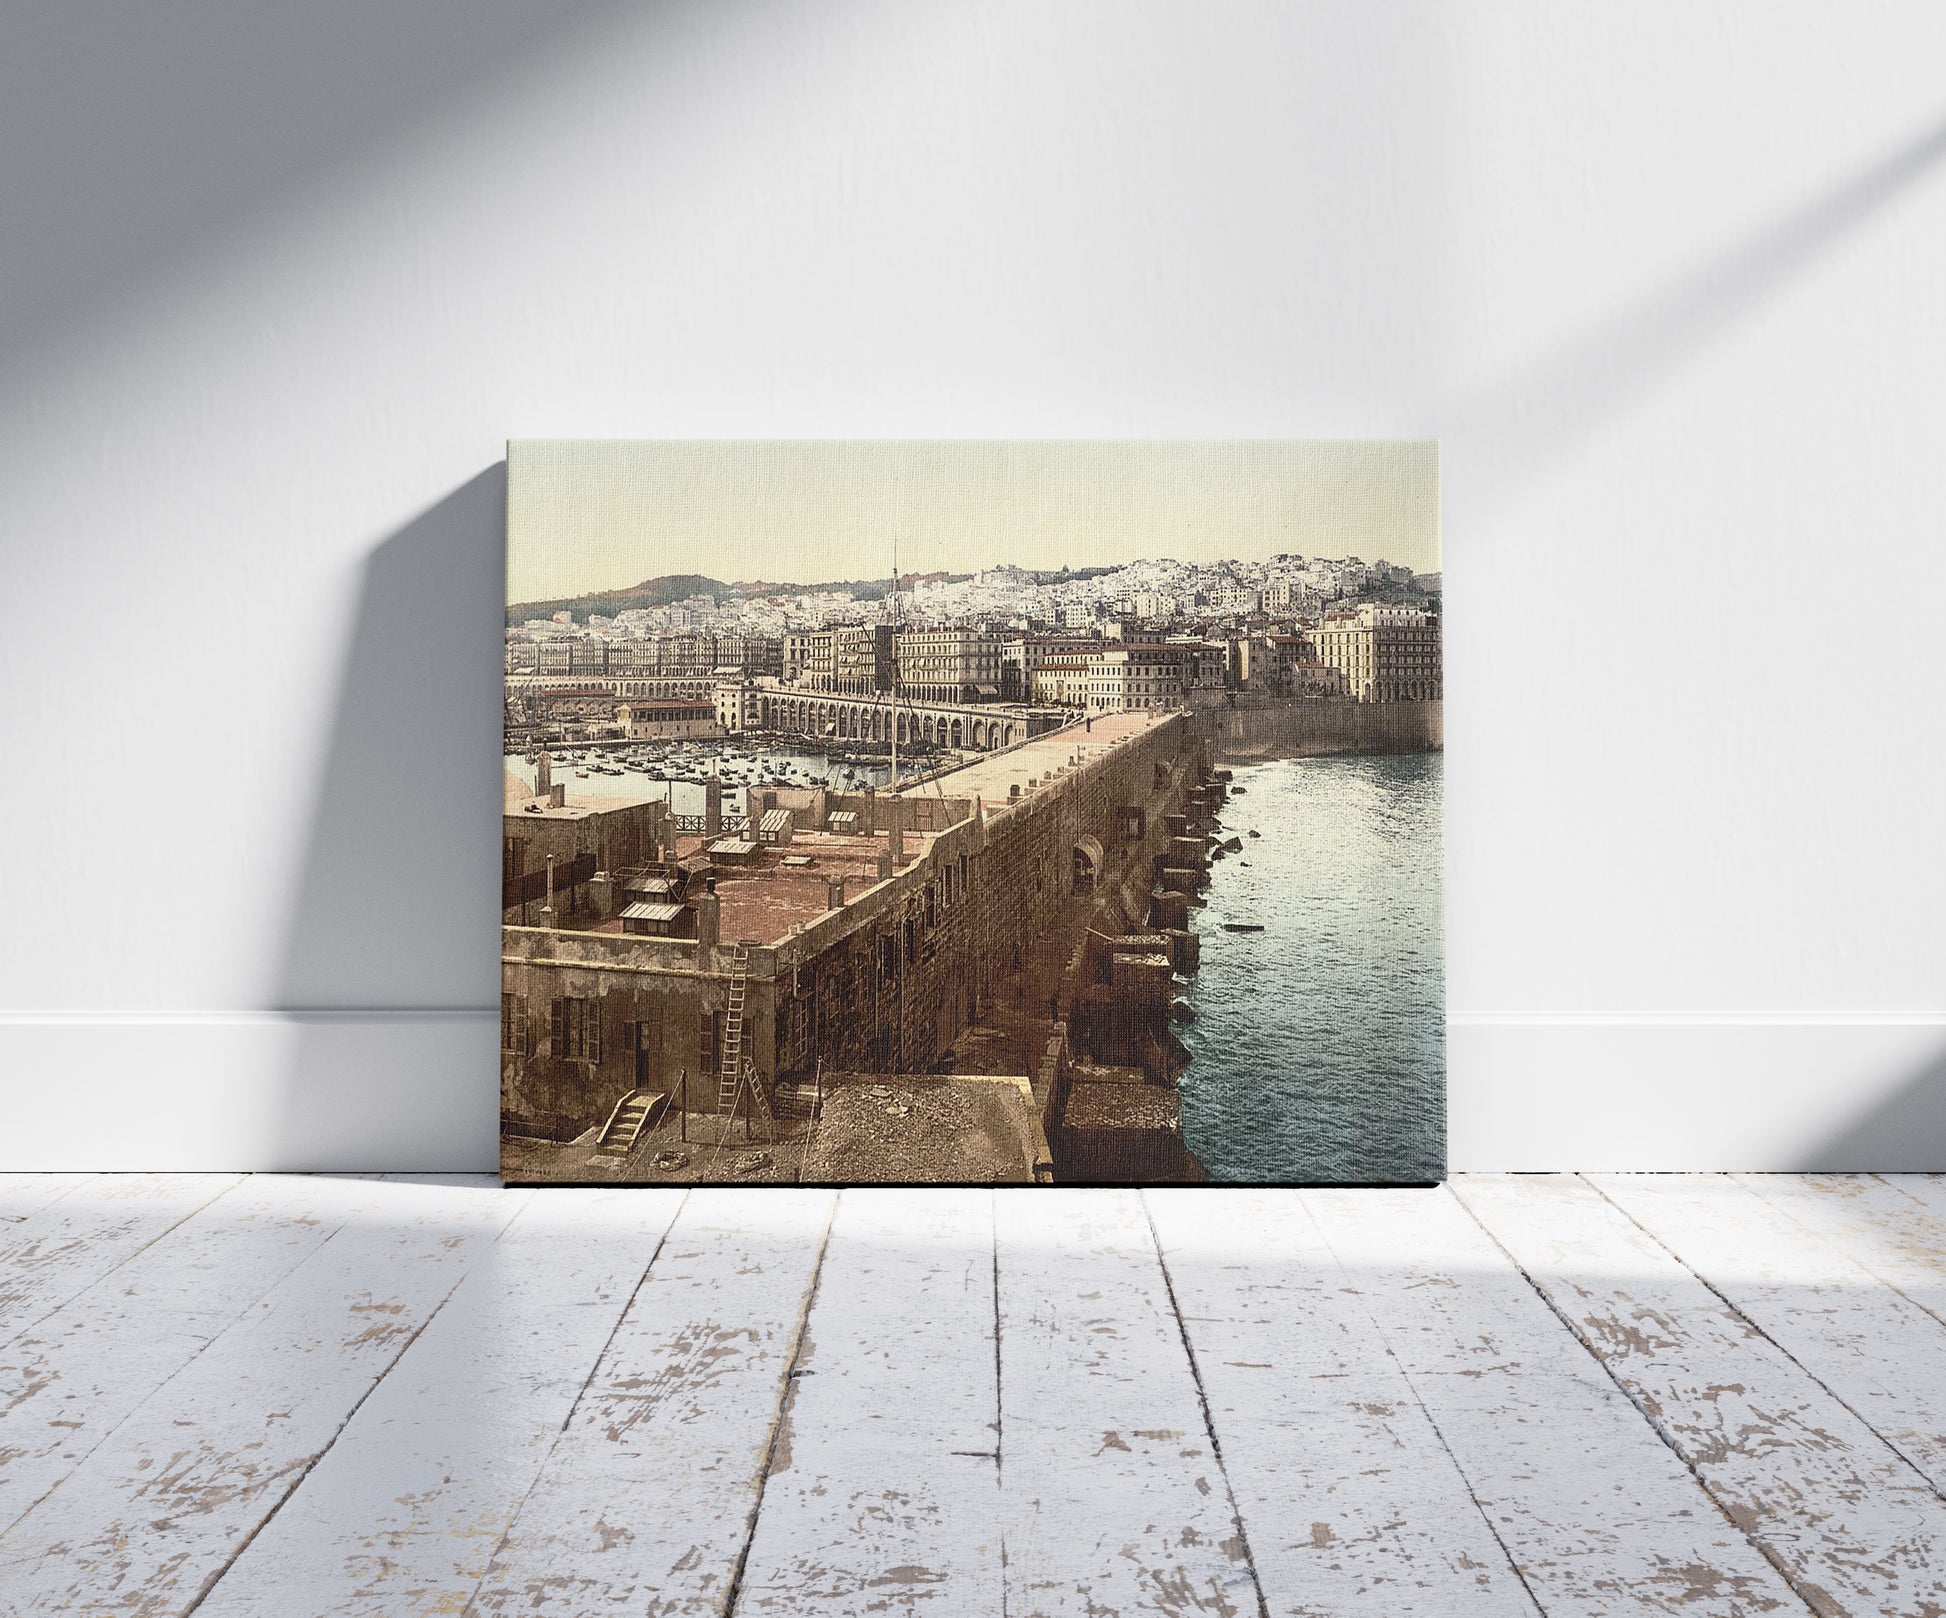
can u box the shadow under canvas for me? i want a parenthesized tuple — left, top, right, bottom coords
(269, 464, 507, 1171)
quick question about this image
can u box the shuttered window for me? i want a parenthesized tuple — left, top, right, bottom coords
(551, 997, 601, 1062)
(500, 993, 530, 1054)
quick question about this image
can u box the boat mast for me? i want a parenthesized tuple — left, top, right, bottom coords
(889, 525, 900, 791)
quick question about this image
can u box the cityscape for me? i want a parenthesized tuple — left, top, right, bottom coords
(502, 440, 1444, 1187)
(507, 551, 1442, 745)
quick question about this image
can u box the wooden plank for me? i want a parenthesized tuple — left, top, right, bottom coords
(1734, 1175, 1946, 1321)
(994, 1187, 1261, 1618)
(191, 1185, 687, 1617)
(465, 1188, 837, 1616)
(732, 1188, 1003, 1616)
(0, 1174, 527, 1616)
(1458, 1173, 1946, 1616)
(1304, 1185, 1805, 1616)
(0, 1174, 395, 1536)
(0, 1173, 245, 1347)
(1145, 1188, 1539, 1616)
(1594, 1173, 1946, 1498)
(0, 1174, 96, 1223)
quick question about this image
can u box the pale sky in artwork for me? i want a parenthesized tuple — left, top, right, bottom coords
(507, 440, 1439, 604)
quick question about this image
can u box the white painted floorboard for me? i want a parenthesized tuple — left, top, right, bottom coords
(0, 1174, 1941, 1617)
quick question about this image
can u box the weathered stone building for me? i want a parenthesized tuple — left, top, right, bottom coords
(499, 710, 1211, 1177)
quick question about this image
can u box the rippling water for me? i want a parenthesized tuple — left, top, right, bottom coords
(1180, 752, 1445, 1183)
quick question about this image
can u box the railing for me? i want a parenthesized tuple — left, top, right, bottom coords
(671, 812, 749, 834)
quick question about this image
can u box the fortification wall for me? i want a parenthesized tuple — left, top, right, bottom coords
(768, 714, 1202, 1083)
(1198, 697, 1442, 762)
(498, 713, 1207, 1146)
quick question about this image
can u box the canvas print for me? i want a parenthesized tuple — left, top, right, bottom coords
(502, 441, 1442, 1185)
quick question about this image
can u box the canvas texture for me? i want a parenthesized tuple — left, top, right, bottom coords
(501, 441, 1443, 1185)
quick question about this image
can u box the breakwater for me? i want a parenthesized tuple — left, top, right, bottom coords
(1196, 697, 1441, 763)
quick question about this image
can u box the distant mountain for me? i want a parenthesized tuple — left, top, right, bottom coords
(510, 568, 973, 626)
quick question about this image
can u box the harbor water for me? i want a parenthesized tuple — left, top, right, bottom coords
(508, 741, 897, 816)
(1179, 752, 1445, 1184)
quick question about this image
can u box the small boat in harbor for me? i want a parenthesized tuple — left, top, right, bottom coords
(1221, 922, 1264, 933)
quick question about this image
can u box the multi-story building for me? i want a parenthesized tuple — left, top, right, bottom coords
(1309, 604, 1442, 703)
(831, 623, 894, 695)
(1009, 635, 1102, 708)
(715, 634, 784, 679)
(894, 627, 1004, 703)
(783, 629, 832, 686)
(713, 681, 756, 733)
(1087, 645, 1188, 713)
(1032, 653, 1096, 708)
(1178, 639, 1229, 694)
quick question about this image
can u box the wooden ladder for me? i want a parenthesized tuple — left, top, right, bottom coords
(717, 942, 749, 1114)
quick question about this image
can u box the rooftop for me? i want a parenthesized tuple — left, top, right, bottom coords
(504, 772, 663, 819)
(899, 709, 1169, 806)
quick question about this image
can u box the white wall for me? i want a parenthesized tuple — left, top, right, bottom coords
(5, 1, 1943, 1171)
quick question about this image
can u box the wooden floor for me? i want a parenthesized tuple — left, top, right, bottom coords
(2, 1177, 1945, 1615)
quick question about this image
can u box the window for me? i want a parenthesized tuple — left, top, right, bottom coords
(501, 993, 529, 1054)
(552, 997, 601, 1062)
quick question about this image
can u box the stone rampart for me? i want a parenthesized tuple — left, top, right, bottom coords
(1197, 696, 1441, 762)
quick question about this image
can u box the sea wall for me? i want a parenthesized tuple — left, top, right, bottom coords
(1197, 697, 1442, 763)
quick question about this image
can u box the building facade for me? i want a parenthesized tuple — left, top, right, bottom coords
(1309, 605, 1442, 703)
(617, 699, 721, 740)
(1087, 645, 1188, 712)
(831, 623, 895, 695)
(894, 627, 1004, 703)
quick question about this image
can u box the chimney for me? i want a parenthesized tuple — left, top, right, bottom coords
(826, 875, 846, 911)
(695, 881, 720, 948)
(704, 777, 723, 836)
(540, 852, 558, 929)
(886, 796, 904, 862)
(550, 783, 566, 808)
(535, 752, 552, 797)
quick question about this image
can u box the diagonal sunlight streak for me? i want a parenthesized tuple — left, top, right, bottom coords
(1445, 109, 1946, 516)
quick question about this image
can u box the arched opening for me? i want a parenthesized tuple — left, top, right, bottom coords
(1071, 835, 1104, 894)
(950, 718, 963, 748)
(971, 721, 985, 749)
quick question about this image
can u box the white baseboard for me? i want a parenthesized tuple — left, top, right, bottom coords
(2, 1012, 1941, 1173)
(0, 1012, 499, 1173)
(1447, 1015, 1946, 1172)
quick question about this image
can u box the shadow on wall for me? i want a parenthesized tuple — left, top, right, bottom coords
(271, 465, 506, 1171)
(0, 1, 645, 376)
(1796, 1043, 1946, 1173)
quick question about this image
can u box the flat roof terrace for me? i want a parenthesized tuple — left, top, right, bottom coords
(566, 828, 936, 947)
(899, 709, 1171, 805)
